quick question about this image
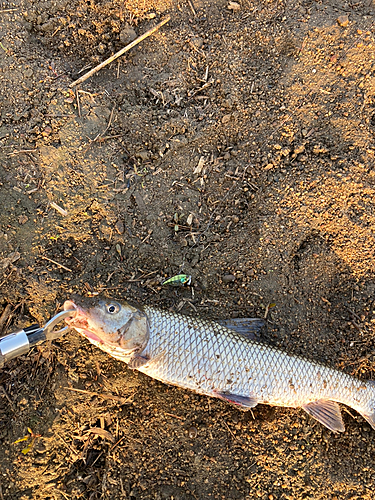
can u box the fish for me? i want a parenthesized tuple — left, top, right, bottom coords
(63, 294, 375, 433)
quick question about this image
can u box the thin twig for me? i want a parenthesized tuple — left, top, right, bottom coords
(0, 304, 12, 333)
(70, 16, 171, 87)
(109, 435, 127, 452)
(50, 201, 68, 216)
(40, 255, 72, 272)
(7, 149, 37, 157)
(164, 412, 184, 420)
(187, 0, 197, 16)
(75, 87, 81, 118)
(64, 386, 133, 404)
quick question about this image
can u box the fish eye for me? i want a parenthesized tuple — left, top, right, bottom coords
(106, 302, 121, 314)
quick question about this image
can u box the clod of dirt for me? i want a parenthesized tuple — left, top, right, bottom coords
(119, 26, 137, 45)
(223, 274, 236, 283)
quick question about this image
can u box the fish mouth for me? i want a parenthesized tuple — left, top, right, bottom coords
(63, 299, 104, 344)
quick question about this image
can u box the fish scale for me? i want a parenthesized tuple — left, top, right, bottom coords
(64, 295, 375, 433)
(140, 307, 368, 411)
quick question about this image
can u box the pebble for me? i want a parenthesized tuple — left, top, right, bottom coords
(293, 144, 305, 155)
(223, 274, 236, 283)
(115, 220, 124, 235)
(136, 150, 150, 161)
(188, 427, 198, 439)
(190, 36, 203, 49)
(24, 68, 33, 78)
(228, 1, 241, 11)
(97, 43, 106, 54)
(18, 215, 28, 225)
(337, 15, 349, 27)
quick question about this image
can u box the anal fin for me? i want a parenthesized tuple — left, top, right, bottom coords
(302, 400, 345, 432)
(215, 391, 259, 410)
(361, 412, 375, 430)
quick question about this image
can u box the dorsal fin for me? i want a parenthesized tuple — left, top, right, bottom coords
(216, 318, 264, 340)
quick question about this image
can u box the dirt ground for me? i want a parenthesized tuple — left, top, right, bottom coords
(0, 0, 375, 498)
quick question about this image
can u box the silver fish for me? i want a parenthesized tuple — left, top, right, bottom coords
(63, 294, 375, 433)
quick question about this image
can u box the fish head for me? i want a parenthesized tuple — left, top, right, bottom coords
(63, 294, 149, 355)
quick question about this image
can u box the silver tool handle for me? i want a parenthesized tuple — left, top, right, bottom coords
(0, 330, 30, 366)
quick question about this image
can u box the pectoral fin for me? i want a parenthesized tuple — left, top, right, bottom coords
(302, 400, 345, 432)
(215, 391, 259, 410)
(128, 354, 149, 370)
(128, 351, 165, 370)
(216, 318, 264, 340)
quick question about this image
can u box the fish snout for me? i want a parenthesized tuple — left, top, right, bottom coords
(63, 300, 87, 328)
(63, 299, 77, 313)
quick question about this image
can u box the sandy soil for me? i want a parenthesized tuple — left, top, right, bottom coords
(0, 0, 375, 498)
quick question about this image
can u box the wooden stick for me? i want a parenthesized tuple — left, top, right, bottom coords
(70, 16, 171, 88)
(40, 255, 72, 272)
(64, 386, 133, 404)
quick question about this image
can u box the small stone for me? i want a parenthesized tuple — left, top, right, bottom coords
(18, 215, 28, 225)
(41, 126, 52, 137)
(232, 215, 239, 223)
(221, 114, 231, 124)
(191, 36, 203, 49)
(337, 15, 349, 27)
(228, 1, 241, 11)
(223, 152, 231, 160)
(188, 427, 198, 439)
(97, 43, 106, 54)
(293, 144, 305, 155)
(223, 274, 236, 283)
(120, 26, 137, 45)
(136, 150, 150, 161)
(264, 163, 273, 171)
(312, 144, 329, 154)
(115, 220, 124, 234)
(24, 68, 33, 78)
